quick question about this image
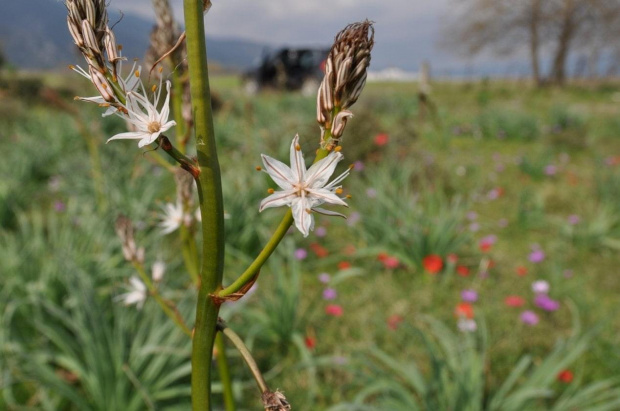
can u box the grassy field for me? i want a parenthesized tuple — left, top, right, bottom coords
(2, 71, 620, 410)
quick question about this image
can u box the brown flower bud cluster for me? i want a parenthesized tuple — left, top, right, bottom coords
(262, 389, 291, 411)
(66, 0, 125, 105)
(317, 20, 374, 150)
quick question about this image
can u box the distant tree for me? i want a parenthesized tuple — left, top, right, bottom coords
(443, 0, 620, 86)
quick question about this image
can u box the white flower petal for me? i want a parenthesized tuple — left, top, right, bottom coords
(137, 132, 160, 148)
(107, 131, 149, 142)
(291, 197, 313, 237)
(261, 154, 294, 190)
(306, 151, 344, 188)
(306, 188, 348, 207)
(259, 190, 297, 211)
(289, 134, 306, 182)
(313, 207, 347, 218)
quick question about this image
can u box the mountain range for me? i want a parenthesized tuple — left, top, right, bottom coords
(0, 0, 269, 71)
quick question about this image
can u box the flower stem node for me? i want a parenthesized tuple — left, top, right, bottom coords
(259, 134, 350, 237)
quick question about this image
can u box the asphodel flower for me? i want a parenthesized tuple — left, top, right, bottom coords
(115, 276, 147, 309)
(107, 79, 176, 147)
(317, 20, 374, 150)
(259, 134, 350, 237)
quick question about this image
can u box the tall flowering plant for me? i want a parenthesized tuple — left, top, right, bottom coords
(64, 0, 374, 408)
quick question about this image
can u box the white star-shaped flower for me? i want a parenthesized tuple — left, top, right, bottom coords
(107, 79, 176, 148)
(115, 276, 147, 309)
(259, 134, 350, 237)
(71, 61, 142, 117)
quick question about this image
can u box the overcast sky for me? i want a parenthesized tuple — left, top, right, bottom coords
(108, 0, 469, 72)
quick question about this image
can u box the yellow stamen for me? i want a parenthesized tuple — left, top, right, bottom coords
(151, 84, 157, 92)
(68, 64, 75, 70)
(336, 188, 343, 194)
(134, 70, 140, 77)
(158, 66, 163, 73)
(267, 188, 275, 194)
(295, 144, 301, 151)
(346, 194, 352, 199)
(255, 166, 262, 171)
(147, 122, 161, 133)
(335, 146, 342, 152)
(305, 209, 312, 214)
(348, 164, 354, 170)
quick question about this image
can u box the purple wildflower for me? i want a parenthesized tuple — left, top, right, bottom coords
(520, 310, 539, 326)
(315, 226, 327, 237)
(353, 161, 365, 171)
(529, 248, 545, 263)
(461, 289, 478, 303)
(323, 288, 337, 300)
(567, 215, 580, 225)
(534, 294, 560, 312)
(294, 248, 308, 260)
(318, 273, 331, 284)
(347, 212, 361, 227)
(53, 200, 66, 212)
(544, 165, 557, 176)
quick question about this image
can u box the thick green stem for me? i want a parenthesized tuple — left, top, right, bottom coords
(183, 1, 225, 410)
(215, 333, 236, 411)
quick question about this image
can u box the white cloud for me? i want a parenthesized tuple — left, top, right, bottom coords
(108, 0, 465, 71)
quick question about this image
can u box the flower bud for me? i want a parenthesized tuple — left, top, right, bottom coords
(317, 20, 374, 150)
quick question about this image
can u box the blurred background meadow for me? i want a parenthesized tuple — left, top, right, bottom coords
(3, 0, 620, 410)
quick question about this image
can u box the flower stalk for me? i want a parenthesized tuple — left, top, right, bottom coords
(182, 1, 225, 410)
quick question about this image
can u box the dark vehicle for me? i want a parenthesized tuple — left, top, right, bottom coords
(243, 47, 329, 96)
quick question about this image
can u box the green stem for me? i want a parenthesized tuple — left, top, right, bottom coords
(132, 262, 192, 337)
(218, 320, 269, 394)
(183, 1, 225, 410)
(218, 210, 293, 297)
(215, 332, 236, 411)
(218, 148, 331, 298)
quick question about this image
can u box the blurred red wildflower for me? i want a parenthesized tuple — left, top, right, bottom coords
(304, 336, 316, 350)
(325, 304, 344, 317)
(557, 369, 574, 383)
(387, 314, 404, 330)
(378, 253, 400, 269)
(505, 295, 525, 307)
(447, 253, 458, 264)
(455, 302, 474, 319)
(338, 261, 351, 270)
(374, 133, 389, 146)
(423, 255, 443, 274)
(456, 265, 470, 276)
(309, 243, 329, 258)
(516, 266, 528, 276)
